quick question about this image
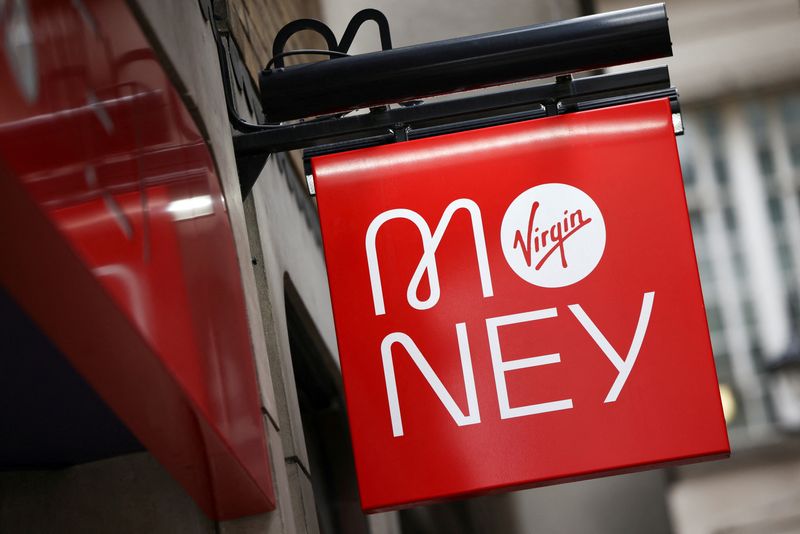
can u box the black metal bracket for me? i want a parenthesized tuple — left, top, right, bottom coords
(211, 8, 396, 196)
(270, 8, 392, 70)
(259, 4, 671, 122)
(213, 4, 677, 198)
(335, 8, 392, 55)
(233, 66, 680, 196)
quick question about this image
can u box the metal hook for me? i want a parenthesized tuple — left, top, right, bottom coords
(269, 9, 393, 70)
(271, 18, 338, 69)
(337, 8, 393, 53)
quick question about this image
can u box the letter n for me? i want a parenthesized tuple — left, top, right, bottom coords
(381, 324, 481, 437)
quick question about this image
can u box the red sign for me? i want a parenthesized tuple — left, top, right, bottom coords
(313, 98, 729, 511)
(0, 0, 273, 518)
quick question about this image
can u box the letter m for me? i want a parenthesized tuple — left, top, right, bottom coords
(365, 198, 494, 315)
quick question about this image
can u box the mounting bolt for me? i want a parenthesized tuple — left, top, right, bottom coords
(306, 174, 316, 196)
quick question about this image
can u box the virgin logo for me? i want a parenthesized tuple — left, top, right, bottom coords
(512, 201, 593, 270)
(501, 184, 605, 288)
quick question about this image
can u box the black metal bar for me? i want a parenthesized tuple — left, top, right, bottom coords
(271, 19, 338, 69)
(237, 66, 672, 157)
(335, 8, 392, 53)
(406, 108, 548, 142)
(302, 90, 679, 161)
(259, 4, 671, 122)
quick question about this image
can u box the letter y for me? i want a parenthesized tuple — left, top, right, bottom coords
(568, 292, 655, 403)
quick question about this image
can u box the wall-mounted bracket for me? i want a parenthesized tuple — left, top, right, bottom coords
(234, 66, 680, 197)
(217, 4, 677, 198)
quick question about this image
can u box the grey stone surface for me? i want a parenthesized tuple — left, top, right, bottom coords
(244, 192, 282, 432)
(286, 461, 320, 534)
(0, 453, 214, 534)
(220, 417, 297, 534)
(367, 512, 403, 534)
(244, 147, 344, 531)
(668, 438, 800, 534)
(248, 153, 336, 476)
(507, 470, 673, 534)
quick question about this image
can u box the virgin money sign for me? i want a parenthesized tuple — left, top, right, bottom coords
(313, 99, 729, 511)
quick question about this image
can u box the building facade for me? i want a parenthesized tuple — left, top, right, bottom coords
(0, 0, 578, 532)
(595, 0, 800, 532)
(2, 0, 799, 533)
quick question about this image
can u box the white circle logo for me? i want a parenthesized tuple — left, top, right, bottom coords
(500, 183, 605, 288)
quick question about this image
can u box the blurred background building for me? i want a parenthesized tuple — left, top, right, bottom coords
(599, 1, 800, 532)
(1, 0, 799, 533)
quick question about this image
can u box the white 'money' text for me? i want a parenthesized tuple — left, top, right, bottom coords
(381, 292, 655, 437)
